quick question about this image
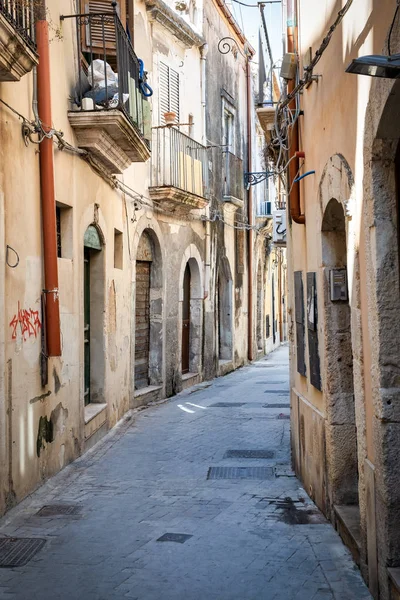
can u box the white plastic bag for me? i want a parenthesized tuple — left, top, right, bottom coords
(87, 59, 118, 90)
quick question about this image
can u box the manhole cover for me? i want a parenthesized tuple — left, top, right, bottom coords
(264, 390, 289, 394)
(263, 404, 290, 409)
(224, 449, 275, 459)
(277, 414, 290, 420)
(209, 402, 246, 408)
(157, 533, 192, 544)
(0, 538, 46, 567)
(37, 505, 80, 517)
(207, 466, 274, 480)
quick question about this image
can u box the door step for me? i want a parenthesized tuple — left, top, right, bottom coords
(334, 504, 361, 566)
(133, 385, 162, 408)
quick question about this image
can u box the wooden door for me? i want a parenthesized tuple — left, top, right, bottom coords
(135, 261, 151, 388)
(84, 248, 91, 405)
(182, 263, 190, 374)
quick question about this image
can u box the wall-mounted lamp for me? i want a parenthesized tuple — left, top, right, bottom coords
(346, 54, 400, 79)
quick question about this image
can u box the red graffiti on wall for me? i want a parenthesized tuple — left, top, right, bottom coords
(9, 302, 42, 341)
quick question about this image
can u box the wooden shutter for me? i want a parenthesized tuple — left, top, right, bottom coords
(159, 62, 180, 123)
(81, 0, 126, 55)
(307, 272, 321, 390)
(294, 271, 306, 377)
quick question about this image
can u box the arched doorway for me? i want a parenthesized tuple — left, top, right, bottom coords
(256, 262, 263, 351)
(134, 229, 163, 393)
(83, 224, 105, 405)
(321, 198, 358, 507)
(179, 253, 203, 376)
(135, 232, 153, 389)
(218, 257, 233, 362)
(182, 263, 191, 374)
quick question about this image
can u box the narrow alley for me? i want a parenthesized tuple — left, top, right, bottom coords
(0, 347, 370, 600)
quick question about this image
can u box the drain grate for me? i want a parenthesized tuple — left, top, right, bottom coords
(224, 449, 275, 459)
(37, 504, 80, 517)
(209, 402, 246, 408)
(207, 466, 274, 480)
(264, 390, 289, 394)
(157, 533, 192, 544)
(0, 538, 46, 567)
(263, 404, 290, 409)
(277, 414, 290, 420)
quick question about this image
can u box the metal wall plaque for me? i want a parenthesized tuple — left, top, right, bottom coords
(330, 268, 348, 302)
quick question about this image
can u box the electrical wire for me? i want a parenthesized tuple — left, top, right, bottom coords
(278, 0, 354, 113)
(0, 97, 272, 237)
(230, 0, 259, 7)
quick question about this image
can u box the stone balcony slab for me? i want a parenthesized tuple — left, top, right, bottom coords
(68, 109, 150, 174)
(148, 185, 208, 214)
(0, 13, 38, 81)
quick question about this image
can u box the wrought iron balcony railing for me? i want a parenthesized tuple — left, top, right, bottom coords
(62, 8, 149, 143)
(223, 151, 244, 202)
(0, 0, 36, 50)
(151, 127, 209, 199)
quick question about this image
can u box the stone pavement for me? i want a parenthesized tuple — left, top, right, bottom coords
(0, 346, 371, 600)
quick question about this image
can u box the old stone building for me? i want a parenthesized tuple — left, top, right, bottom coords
(271, 0, 400, 597)
(0, 0, 285, 515)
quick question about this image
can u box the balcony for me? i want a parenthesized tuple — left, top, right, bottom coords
(256, 105, 275, 142)
(223, 151, 244, 207)
(64, 10, 151, 174)
(149, 127, 209, 214)
(0, 0, 38, 81)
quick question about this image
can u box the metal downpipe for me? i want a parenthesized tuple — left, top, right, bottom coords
(36, 3, 61, 356)
(287, 1, 305, 225)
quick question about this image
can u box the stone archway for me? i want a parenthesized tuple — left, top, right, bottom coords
(361, 76, 400, 597)
(178, 245, 204, 377)
(218, 256, 233, 362)
(256, 261, 263, 351)
(132, 225, 163, 400)
(321, 197, 358, 509)
(83, 223, 106, 406)
(318, 155, 359, 514)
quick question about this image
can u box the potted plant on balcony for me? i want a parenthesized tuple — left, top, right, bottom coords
(164, 111, 177, 125)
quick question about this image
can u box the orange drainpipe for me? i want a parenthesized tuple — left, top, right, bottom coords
(247, 59, 254, 362)
(36, 4, 61, 356)
(287, 0, 305, 225)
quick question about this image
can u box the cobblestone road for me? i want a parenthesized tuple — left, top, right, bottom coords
(0, 346, 371, 599)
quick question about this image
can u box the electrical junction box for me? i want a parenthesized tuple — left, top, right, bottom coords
(280, 53, 297, 80)
(330, 268, 348, 302)
(272, 210, 287, 246)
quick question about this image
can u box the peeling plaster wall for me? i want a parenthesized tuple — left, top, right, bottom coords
(288, 1, 400, 598)
(0, 0, 262, 518)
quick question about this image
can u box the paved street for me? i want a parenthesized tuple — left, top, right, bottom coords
(0, 346, 370, 600)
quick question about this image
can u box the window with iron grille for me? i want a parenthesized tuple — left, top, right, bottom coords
(159, 62, 180, 123)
